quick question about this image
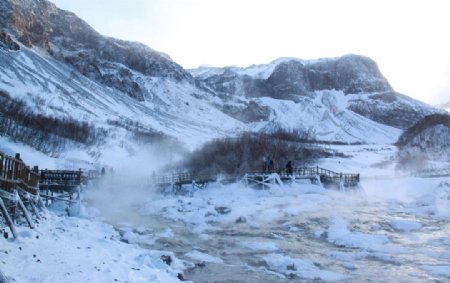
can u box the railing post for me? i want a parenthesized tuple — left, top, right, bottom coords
(0, 152, 3, 178)
(14, 153, 20, 180)
(7, 158, 13, 180)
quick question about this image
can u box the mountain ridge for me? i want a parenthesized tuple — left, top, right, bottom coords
(0, 0, 444, 163)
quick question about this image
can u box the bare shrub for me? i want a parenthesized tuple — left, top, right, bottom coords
(179, 131, 333, 177)
(0, 90, 106, 152)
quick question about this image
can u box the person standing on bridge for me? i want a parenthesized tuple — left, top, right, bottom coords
(286, 160, 293, 175)
(264, 156, 271, 172)
(269, 158, 274, 172)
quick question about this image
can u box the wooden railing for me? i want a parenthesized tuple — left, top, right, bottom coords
(39, 169, 82, 190)
(152, 166, 360, 187)
(151, 172, 219, 186)
(0, 152, 39, 194)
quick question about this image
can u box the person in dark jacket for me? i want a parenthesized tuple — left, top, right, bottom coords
(286, 160, 293, 175)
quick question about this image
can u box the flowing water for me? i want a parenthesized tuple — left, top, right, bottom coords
(85, 178, 450, 282)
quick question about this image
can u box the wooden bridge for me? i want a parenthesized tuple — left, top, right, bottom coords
(152, 166, 360, 192)
(0, 152, 42, 238)
(415, 167, 450, 178)
(1, 150, 360, 239)
(0, 151, 99, 239)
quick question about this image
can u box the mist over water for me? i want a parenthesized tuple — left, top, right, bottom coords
(79, 144, 450, 282)
(82, 171, 450, 282)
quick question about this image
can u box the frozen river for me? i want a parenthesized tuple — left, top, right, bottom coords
(86, 173, 450, 282)
(79, 146, 450, 282)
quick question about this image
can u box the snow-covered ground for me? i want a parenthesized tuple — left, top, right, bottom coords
(0, 212, 188, 282)
(1, 145, 450, 282)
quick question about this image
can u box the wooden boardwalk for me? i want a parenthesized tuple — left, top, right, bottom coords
(1, 150, 361, 239)
(0, 152, 42, 238)
(152, 166, 360, 192)
(0, 151, 100, 239)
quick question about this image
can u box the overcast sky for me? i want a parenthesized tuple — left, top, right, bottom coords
(50, 0, 449, 105)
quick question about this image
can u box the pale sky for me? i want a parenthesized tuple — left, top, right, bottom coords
(50, 0, 450, 105)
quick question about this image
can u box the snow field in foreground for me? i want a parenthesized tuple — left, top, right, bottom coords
(0, 213, 187, 283)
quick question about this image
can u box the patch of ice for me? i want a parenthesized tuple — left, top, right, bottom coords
(327, 218, 389, 250)
(421, 265, 450, 278)
(389, 219, 422, 232)
(185, 250, 224, 264)
(157, 228, 174, 238)
(264, 254, 349, 281)
(239, 241, 278, 251)
(122, 231, 138, 244)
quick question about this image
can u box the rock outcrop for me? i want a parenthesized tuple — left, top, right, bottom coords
(0, 0, 192, 100)
(396, 114, 450, 162)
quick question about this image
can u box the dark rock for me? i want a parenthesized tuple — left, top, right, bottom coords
(160, 255, 172, 266)
(222, 101, 271, 123)
(195, 262, 206, 268)
(204, 212, 216, 218)
(214, 206, 231, 215)
(0, 30, 20, 50)
(235, 216, 247, 224)
(266, 60, 312, 98)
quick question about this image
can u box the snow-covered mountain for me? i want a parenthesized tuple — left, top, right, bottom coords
(190, 56, 440, 129)
(0, 0, 443, 162)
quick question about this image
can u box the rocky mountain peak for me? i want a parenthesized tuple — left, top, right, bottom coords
(0, 0, 193, 100)
(192, 54, 393, 99)
(306, 54, 393, 94)
(1, 0, 60, 49)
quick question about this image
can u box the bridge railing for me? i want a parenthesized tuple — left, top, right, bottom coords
(151, 166, 360, 187)
(261, 166, 359, 181)
(0, 152, 39, 194)
(152, 171, 219, 185)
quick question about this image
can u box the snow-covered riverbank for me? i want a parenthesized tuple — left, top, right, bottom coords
(0, 210, 188, 282)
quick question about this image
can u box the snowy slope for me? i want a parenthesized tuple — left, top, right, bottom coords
(0, 46, 244, 150)
(250, 90, 401, 144)
(0, 43, 404, 155)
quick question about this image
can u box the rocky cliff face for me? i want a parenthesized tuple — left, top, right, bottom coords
(0, 0, 192, 100)
(191, 56, 440, 129)
(396, 114, 450, 162)
(193, 55, 392, 98)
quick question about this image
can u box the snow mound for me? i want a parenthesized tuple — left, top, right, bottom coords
(122, 231, 138, 244)
(327, 218, 389, 250)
